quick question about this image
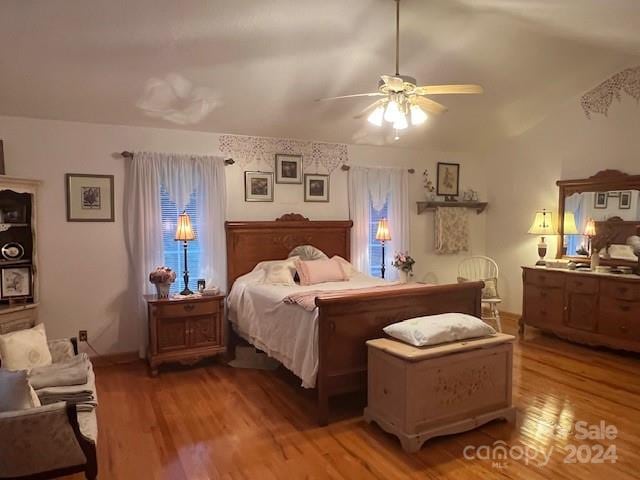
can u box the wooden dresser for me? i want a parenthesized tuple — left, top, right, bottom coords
(521, 266, 640, 352)
(146, 294, 226, 375)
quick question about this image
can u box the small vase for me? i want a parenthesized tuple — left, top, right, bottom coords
(590, 253, 600, 271)
(155, 282, 171, 299)
(399, 271, 409, 284)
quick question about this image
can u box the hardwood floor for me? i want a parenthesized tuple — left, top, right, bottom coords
(68, 320, 640, 479)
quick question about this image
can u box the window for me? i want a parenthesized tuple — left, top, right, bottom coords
(160, 186, 202, 294)
(368, 199, 389, 277)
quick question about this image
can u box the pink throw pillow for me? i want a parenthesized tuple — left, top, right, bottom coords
(295, 258, 348, 286)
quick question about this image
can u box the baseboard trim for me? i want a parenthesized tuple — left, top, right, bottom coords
(90, 351, 140, 367)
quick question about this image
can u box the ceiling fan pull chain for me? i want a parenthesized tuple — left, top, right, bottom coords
(395, 0, 400, 76)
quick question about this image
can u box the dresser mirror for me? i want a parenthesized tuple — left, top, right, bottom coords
(557, 170, 640, 266)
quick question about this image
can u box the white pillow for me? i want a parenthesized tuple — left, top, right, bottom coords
(288, 245, 328, 261)
(255, 256, 299, 273)
(0, 369, 41, 412)
(332, 256, 358, 278)
(383, 313, 496, 347)
(263, 262, 296, 286)
(0, 323, 53, 371)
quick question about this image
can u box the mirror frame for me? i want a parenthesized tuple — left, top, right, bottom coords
(556, 169, 640, 265)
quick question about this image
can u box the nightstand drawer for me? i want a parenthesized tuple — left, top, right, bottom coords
(157, 299, 219, 318)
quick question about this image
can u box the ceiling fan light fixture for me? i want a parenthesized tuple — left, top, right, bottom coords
(410, 104, 428, 125)
(384, 100, 400, 123)
(393, 112, 408, 130)
(367, 105, 385, 126)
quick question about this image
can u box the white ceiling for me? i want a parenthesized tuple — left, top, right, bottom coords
(1, 0, 639, 150)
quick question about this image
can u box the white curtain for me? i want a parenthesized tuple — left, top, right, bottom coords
(348, 167, 371, 274)
(348, 166, 410, 280)
(386, 168, 410, 280)
(124, 151, 227, 356)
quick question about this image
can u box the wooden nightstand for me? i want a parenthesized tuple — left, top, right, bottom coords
(145, 294, 226, 376)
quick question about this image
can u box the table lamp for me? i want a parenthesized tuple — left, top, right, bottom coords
(175, 211, 196, 295)
(375, 218, 391, 279)
(528, 209, 555, 266)
(562, 212, 579, 255)
(584, 218, 596, 256)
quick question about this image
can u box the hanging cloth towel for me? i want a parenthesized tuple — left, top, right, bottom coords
(435, 207, 469, 254)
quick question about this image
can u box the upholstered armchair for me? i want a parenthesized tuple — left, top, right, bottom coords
(0, 337, 98, 480)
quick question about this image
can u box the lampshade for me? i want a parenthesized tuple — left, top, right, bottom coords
(175, 211, 196, 241)
(375, 218, 391, 242)
(563, 212, 579, 235)
(528, 210, 555, 236)
(584, 218, 596, 237)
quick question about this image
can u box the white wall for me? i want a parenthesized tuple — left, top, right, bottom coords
(0, 115, 487, 354)
(485, 96, 640, 313)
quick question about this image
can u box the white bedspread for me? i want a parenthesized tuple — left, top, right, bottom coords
(227, 269, 391, 388)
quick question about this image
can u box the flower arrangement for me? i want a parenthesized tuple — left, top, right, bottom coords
(392, 252, 415, 274)
(149, 266, 177, 285)
(422, 169, 436, 200)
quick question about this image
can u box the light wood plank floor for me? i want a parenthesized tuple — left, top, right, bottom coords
(67, 322, 640, 479)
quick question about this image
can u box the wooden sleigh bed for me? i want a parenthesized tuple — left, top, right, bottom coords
(225, 213, 483, 425)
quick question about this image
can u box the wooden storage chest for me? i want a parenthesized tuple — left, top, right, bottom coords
(364, 334, 516, 452)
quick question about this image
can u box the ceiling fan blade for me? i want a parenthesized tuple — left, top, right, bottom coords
(413, 96, 448, 115)
(315, 92, 383, 102)
(414, 84, 484, 95)
(353, 99, 387, 119)
(381, 75, 404, 91)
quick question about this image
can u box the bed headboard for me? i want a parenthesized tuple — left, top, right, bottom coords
(225, 213, 352, 287)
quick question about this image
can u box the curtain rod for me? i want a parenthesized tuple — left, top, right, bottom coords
(119, 151, 235, 166)
(340, 164, 415, 174)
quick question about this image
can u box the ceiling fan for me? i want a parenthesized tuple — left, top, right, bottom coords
(316, 0, 483, 139)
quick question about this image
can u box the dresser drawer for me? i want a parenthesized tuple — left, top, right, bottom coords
(157, 299, 219, 318)
(524, 269, 565, 288)
(524, 286, 564, 327)
(598, 298, 640, 341)
(601, 281, 640, 301)
(566, 276, 599, 294)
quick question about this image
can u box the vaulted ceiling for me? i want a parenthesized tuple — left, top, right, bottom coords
(1, 0, 639, 150)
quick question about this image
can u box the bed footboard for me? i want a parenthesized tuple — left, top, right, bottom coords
(314, 281, 483, 425)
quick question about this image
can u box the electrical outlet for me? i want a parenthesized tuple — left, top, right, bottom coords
(78, 330, 88, 342)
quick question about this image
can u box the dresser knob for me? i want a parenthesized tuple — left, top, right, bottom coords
(620, 326, 628, 333)
(619, 304, 631, 312)
(184, 304, 195, 312)
(619, 287, 628, 294)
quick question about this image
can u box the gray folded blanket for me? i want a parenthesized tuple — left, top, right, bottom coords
(35, 359, 98, 411)
(29, 353, 90, 390)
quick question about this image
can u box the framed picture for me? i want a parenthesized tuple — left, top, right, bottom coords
(619, 191, 632, 209)
(304, 174, 330, 202)
(244, 171, 274, 202)
(436, 162, 460, 199)
(594, 192, 608, 209)
(65, 174, 115, 222)
(275, 154, 303, 184)
(1, 267, 31, 299)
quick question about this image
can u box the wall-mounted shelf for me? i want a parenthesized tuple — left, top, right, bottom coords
(416, 201, 488, 215)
